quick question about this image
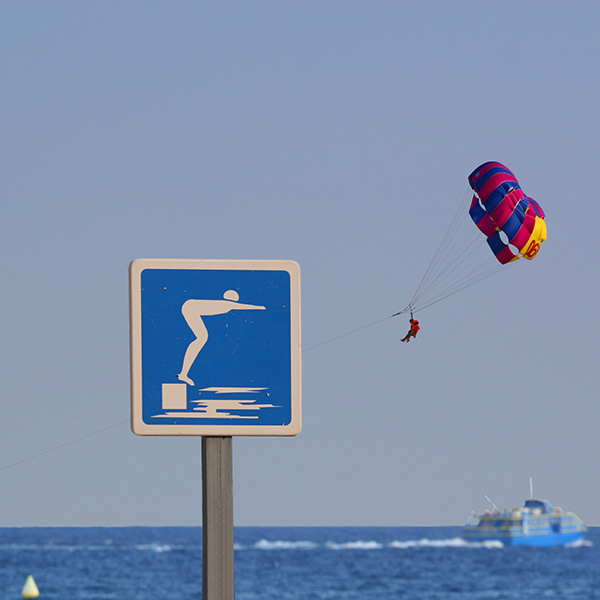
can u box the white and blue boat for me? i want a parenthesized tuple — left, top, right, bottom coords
(462, 483, 586, 547)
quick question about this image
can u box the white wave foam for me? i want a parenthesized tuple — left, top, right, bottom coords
(254, 539, 317, 550)
(135, 543, 174, 553)
(326, 540, 383, 550)
(566, 538, 593, 548)
(248, 537, 505, 551)
(390, 537, 503, 549)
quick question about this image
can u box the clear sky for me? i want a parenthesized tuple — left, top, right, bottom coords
(2, 1, 599, 527)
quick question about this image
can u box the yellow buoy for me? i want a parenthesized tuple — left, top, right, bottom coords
(22, 575, 40, 599)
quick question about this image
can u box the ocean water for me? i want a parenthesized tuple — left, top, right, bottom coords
(1, 526, 598, 599)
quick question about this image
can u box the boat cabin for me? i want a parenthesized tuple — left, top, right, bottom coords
(523, 499, 554, 514)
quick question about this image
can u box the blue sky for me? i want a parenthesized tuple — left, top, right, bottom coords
(2, 1, 599, 526)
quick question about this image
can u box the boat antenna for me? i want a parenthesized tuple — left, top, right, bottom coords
(484, 495, 499, 511)
(529, 477, 533, 499)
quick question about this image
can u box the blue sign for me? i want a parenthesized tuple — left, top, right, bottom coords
(130, 259, 301, 436)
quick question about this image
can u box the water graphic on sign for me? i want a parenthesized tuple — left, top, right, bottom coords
(157, 386, 280, 420)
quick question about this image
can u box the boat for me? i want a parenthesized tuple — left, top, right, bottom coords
(462, 484, 587, 547)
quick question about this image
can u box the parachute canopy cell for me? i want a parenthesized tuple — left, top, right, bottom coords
(468, 162, 547, 264)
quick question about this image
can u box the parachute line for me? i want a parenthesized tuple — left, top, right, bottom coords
(303, 315, 395, 352)
(405, 189, 508, 314)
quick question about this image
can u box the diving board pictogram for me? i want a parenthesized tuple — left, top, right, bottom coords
(129, 259, 301, 436)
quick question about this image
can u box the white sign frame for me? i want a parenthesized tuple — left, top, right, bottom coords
(129, 259, 301, 436)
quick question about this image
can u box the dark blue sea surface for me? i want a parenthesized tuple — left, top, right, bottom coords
(1, 526, 598, 599)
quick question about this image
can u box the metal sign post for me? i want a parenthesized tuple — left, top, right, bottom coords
(129, 259, 301, 599)
(202, 436, 234, 600)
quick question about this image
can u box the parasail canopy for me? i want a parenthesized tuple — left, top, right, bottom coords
(468, 161, 547, 264)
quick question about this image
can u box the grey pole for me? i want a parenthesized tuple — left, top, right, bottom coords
(202, 436, 235, 600)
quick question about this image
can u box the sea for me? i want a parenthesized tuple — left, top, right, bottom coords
(1, 526, 599, 599)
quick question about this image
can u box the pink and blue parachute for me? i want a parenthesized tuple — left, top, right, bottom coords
(468, 162, 547, 264)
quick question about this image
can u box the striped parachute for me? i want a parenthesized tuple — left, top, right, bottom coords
(468, 162, 547, 264)
(402, 161, 547, 316)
